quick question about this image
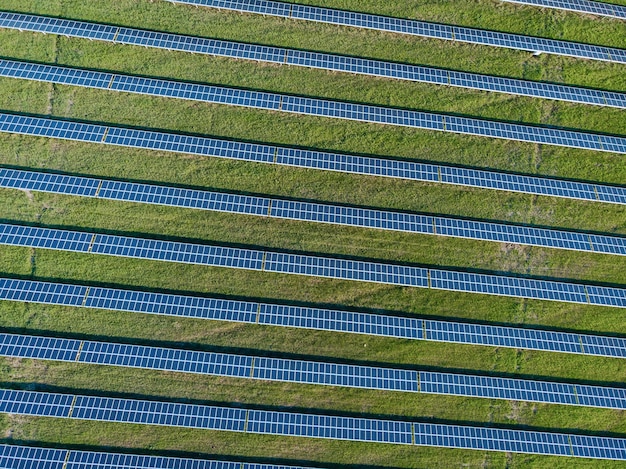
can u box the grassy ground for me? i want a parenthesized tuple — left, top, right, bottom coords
(0, 0, 625, 467)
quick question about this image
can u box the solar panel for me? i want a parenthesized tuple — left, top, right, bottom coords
(3, 60, 624, 153)
(0, 445, 67, 469)
(2, 388, 626, 459)
(1, 15, 623, 108)
(1, 223, 625, 307)
(4, 277, 623, 358)
(2, 113, 625, 205)
(165, 0, 626, 64)
(0, 444, 322, 469)
(3, 332, 626, 409)
(501, 0, 626, 20)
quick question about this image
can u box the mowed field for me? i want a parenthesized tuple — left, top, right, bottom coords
(0, 0, 625, 467)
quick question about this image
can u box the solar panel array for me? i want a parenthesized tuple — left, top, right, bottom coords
(0, 16, 624, 109)
(1, 113, 625, 205)
(2, 60, 625, 154)
(166, 0, 626, 63)
(1, 388, 626, 459)
(1, 223, 625, 307)
(0, 444, 322, 469)
(2, 277, 625, 358)
(1, 1, 625, 463)
(2, 168, 625, 256)
(502, 0, 626, 20)
(0, 334, 626, 410)
(3, 332, 626, 409)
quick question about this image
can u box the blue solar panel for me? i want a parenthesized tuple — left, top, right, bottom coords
(0, 389, 73, 417)
(420, 371, 582, 405)
(246, 409, 414, 443)
(0, 278, 88, 305)
(0, 334, 81, 362)
(263, 252, 430, 287)
(424, 320, 584, 353)
(64, 446, 321, 469)
(2, 277, 625, 358)
(166, 0, 626, 64)
(429, 269, 591, 304)
(501, 0, 626, 20)
(0, 223, 93, 251)
(4, 21, 622, 109)
(3, 60, 625, 153)
(2, 388, 626, 459)
(78, 341, 254, 377)
(0, 445, 67, 469)
(2, 113, 625, 204)
(0, 443, 308, 469)
(415, 423, 573, 456)
(1, 223, 625, 307)
(4, 331, 626, 409)
(0, 113, 106, 142)
(71, 394, 247, 431)
(252, 357, 419, 391)
(91, 234, 265, 270)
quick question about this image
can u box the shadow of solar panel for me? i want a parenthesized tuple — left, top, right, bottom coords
(165, 0, 626, 64)
(501, 0, 626, 20)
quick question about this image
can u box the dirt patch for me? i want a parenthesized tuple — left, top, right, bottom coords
(21, 189, 34, 202)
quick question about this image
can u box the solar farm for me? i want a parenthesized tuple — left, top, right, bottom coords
(0, 0, 624, 466)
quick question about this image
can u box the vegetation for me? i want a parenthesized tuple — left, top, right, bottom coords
(0, 0, 624, 467)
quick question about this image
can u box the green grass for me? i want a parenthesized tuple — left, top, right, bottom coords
(0, 0, 625, 466)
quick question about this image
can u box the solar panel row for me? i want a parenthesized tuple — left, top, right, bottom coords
(2, 59, 625, 154)
(3, 332, 626, 408)
(0, 16, 623, 108)
(166, 0, 626, 63)
(501, 0, 626, 20)
(2, 168, 624, 255)
(1, 389, 625, 459)
(3, 277, 625, 358)
(1, 112, 624, 204)
(1, 223, 625, 307)
(0, 443, 321, 469)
